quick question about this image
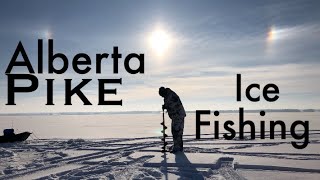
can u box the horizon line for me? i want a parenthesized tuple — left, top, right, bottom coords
(0, 108, 319, 116)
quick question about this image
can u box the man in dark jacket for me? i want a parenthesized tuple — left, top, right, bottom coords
(159, 87, 186, 153)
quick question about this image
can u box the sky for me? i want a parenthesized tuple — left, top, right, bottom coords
(0, 0, 320, 113)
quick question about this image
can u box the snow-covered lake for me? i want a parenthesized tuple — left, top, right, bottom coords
(0, 112, 319, 179)
(0, 112, 319, 139)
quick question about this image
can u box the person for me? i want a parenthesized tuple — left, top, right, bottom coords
(159, 87, 186, 153)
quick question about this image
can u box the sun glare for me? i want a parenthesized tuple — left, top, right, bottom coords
(149, 28, 171, 57)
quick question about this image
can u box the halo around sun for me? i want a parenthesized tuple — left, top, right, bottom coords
(149, 28, 172, 57)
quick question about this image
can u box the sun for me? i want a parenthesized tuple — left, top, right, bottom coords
(149, 28, 172, 57)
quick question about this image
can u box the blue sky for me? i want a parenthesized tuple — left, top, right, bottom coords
(0, 0, 320, 113)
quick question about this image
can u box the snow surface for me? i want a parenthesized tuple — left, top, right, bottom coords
(0, 112, 319, 179)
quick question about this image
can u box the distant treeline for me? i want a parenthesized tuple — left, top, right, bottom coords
(184, 109, 319, 113)
(212, 109, 319, 113)
(0, 109, 319, 116)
